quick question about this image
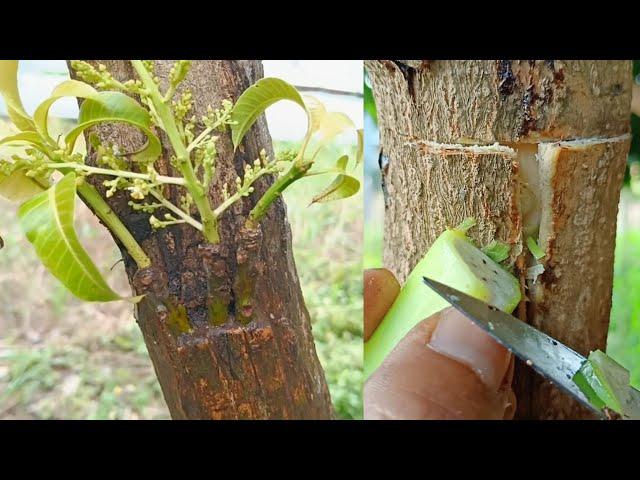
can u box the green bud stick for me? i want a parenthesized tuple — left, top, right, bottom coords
(364, 223, 522, 380)
(573, 350, 635, 416)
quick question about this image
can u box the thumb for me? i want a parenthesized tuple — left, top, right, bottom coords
(363, 268, 400, 341)
(364, 307, 516, 420)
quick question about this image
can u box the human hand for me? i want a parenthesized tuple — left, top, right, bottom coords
(363, 268, 517, 420)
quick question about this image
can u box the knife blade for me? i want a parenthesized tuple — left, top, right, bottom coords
(422, 276, 608, 419)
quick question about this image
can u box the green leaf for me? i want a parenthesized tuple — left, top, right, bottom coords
(315, 112, 355, 145)
(0, 131, 48, 154)
(310, 174, 360, 204)
(310, 155, 360, 204)
(572, 359, 607, 410)
(34, 80, 100, 141)
(302, 94, 327, 133)
(455, 217, 477, 234)
(335, 155, 349, 171)
(572, 350, 640, 416)
(526, 236, 545, 260)
(0, 168, 47, 202)
(363, 78, 378, 124)
(0, 132, 50, 203)
(231, 77, 305, 150)
(17, 173, 125, 302)
(355, 129, 363, 165)
(482, 240, 510, 264)
(65, 91, 161, 162)
(309, 112, 357, 161)
(0, 60, 35, 131)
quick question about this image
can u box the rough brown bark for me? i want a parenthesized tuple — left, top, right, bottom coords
(369, 60, 630, 144)
(69, 60, 333, 419)
(378, 141, 522, 280)
(367, 59, 632, 420)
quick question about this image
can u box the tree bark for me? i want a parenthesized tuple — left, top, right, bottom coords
(367, 60, 632, 419)
(69, 60, 333, 419)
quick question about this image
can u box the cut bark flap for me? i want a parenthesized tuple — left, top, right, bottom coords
(528, 136, 630, 419)
(69, 60, 333, 419)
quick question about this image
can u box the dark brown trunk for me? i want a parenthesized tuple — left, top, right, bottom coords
(69, 60, 333, 419)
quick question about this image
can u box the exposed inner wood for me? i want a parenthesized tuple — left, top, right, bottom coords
(509, 143, 540, 240)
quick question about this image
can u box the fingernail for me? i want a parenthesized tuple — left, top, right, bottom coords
(428, 308, 512, 391)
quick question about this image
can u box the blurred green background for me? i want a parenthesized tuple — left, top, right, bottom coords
(0, 62, 363, 420)
(364, 62, 640, 388)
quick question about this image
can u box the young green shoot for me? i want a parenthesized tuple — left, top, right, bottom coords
(0, 60, 361, 303)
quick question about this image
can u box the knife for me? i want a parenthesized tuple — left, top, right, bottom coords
(422, 276, 640, 420)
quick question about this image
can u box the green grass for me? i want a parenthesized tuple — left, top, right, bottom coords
(280, 140, 363, 419)
(0, 326, 168, 419)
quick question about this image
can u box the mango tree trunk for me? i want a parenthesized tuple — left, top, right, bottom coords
(69, 60, 333, 419)
(366, 60, 632, 419)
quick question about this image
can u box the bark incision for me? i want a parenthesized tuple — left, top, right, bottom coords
(69, 60, 332, 419)
(367, 59, 632, 419)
